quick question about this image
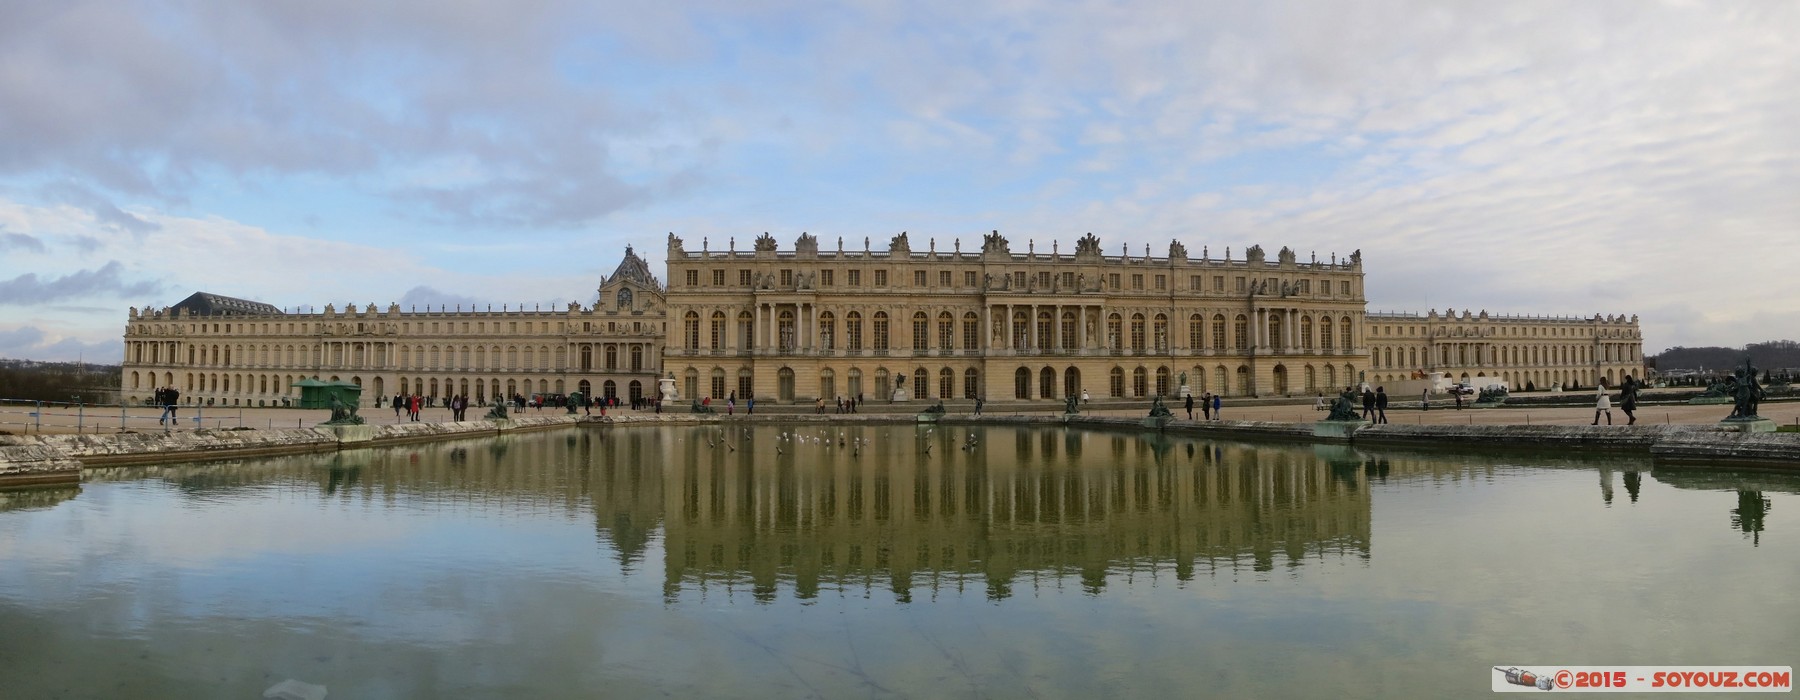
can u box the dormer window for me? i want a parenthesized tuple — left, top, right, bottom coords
(617, 288, 634, 310)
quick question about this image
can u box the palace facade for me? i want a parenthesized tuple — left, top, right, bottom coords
(663, 231, 1370, 403)
(120, 249, 668, 407)
(1364, 309, 1645, 391)
(119, 235, 1648, 406)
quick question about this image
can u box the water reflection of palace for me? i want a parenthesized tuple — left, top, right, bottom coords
(638, 426, 1374, 601)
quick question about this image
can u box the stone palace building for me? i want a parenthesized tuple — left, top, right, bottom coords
(119, 233, 1646, 407)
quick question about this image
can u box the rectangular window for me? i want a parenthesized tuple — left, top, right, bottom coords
(914, 270, 927, 286)
(848, 270, 862, 286)
(1300, 280, 1311, 294)
(964, 271, 977, 287)
(1341, 281, 1351, 296)
(1320, 278, 1330, 295)
(1109, 273, 1121, 289)
(1014, 271, 1026, 288)
(739, 269, 752, 286)
(1214, 275, 1224, 292)
(821, 269, 834, 286)
(1132, 274, 1144, 290)
(1061, 272, 1074, 288)
(712, 269, 725, 285)
(685, 270, 699, 286)
(1154, 275, 1166, 290)
(874, 270, 887, 286)
(1190, 275, 1201, 291)
(1235, 277, 1246, 293)
(780, 269, 793, 286)
(939, 270, 952, 287)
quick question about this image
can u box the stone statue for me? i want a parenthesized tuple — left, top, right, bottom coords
(485, 401, 510, 421)
(1179, 371, 1187, 387)
(1075, 232, 1102, 257)
(922, 400, 946, 416)
(896, 374, 906, 388)
(666, 232, 685, 256)
(1246, 244, 1266, 265)
(753, 232, 778, 252)
(1325, 388, 1361, 421)
(1065, 395, 1079, 415)
(566, 390, 583, 414)
(982, 230, 1010, 255)
(1148, 395, 1172, 418)
(323, 394, 365, 425)
(1725, 358, 1766, 420)
(889, 231, 911, 253)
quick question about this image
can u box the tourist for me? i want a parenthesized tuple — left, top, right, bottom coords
(394, 393, 405, 419)
(973, 396, 983, 415)
(1314, 392, 1326, 411)
(1184, 393, 1194, 420)
(1361, 387, 1376, 421)
(1621, 378, 1638, 425)
(1082, 389, 1090, 405)
(1375, 387, 1389, 424)
(1592, 387, 1612, 425)
(1421, 388, 1429, 411)
(1211, 393, 1221, 421)
(747, 395, 754, 414)
(1201, 392, 1211, 421)
(727, 391, 735, 415)
(1454, 390, 1463, 410)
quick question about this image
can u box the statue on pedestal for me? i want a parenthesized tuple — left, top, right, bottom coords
(1148, 395, 1172, 419)
(1325, 388, 1362, 422)
(566, 390, 583, 415)
(1725, 358, 1766, 421)
(323, 395, 365, 425)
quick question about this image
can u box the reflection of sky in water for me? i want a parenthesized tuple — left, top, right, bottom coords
(1, 428, 1797, 699)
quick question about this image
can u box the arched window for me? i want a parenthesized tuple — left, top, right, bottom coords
(1189, 314, 1203, 350)
(939, 312, 955, 350)
(1109, 366, 1125, 397)
(1340, 318, 1353, 350)
(1155, 366, 1171, 396)
(1107, 314, 1123, 350)
(1320, 316, 1334, 350)
(1233, 315, 1249, 350)
(1060, 311, 1077, 350)
(1037, 311, 1053, 351)
(710, 311, 726, 350)
(1301, 316, 1314, 349)
(1039, 366, 1054, 399)
(962, 313, 980, 351)
(914, 367, 930, 397)
(1153, 314, 1168, 352)
(1130, 314, 1146, 352)
(630, 345, 643, 371)
(1212, 314, 1226, 350)
(779, 310, 796, 350)
(1014, 367, 1031, 399)
(819, 311, 836, 350)
(847, 312, 864, 350)
(913, 312, 930, 351)
(939, 367, 955, 399)
(873, 312, 890, 350)
(684, 311, 700, 349)
(1132, 366, 1148, 397)
(738, 311, 754, 350)
(605, 344, 618, 369)
(963, 368, 979, 398)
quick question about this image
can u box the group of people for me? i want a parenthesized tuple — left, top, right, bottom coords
(390, 393, 426, 421)
(152, 386, 181, 426)
(1182, 392, 1224, 420)
(820, 394, 865, 414)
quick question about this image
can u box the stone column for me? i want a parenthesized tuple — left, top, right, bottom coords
(1288, 308, 1298, 352)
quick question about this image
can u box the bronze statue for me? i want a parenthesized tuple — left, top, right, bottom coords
(1725, 358, 1766, 420)
(566, 390, 583, 415)
(485, 401, 510, 421)
(323, 394, 365, 425)
(1148, 395, 1172, 418)
(1325, 388, 1361, 421)
(1065, 395, 1079, 415)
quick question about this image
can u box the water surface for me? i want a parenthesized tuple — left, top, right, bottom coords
(1, 425, 1795, 698)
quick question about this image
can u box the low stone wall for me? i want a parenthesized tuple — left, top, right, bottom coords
(4, 413, 1797, 486)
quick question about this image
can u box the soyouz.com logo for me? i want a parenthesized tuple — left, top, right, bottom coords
(1493, 666, 1793, 692)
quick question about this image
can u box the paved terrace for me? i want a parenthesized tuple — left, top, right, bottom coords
(5, 389, 1796, 435)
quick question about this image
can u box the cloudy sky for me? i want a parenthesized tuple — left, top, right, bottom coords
(1, 0, 1795, 361)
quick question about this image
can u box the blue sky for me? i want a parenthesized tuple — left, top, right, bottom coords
(2, 0, 1797, 361)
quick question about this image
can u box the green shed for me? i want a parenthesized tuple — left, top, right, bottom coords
(292, 378, 363, 409)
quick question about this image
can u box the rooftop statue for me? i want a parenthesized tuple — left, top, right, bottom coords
(982, 230, 1010, 255)
(1075, 232, 1103, 257)
(1245, 244, 1266, 265)
(890, 231, 911, 253)
(753, 232, 778, 252)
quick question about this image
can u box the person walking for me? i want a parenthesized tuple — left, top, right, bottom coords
(1592, 387, 1613, 425)
(1201, 392, 1212, 421)
(727, 391, 735, 416)
(1211, 393, 1222, 421)
(394, 393, 405, 420)
(1360, 387, 1376, 422)
(1184, 393, 1195, 420)
(1375, 387, 1389, 424)
(973, 395, 984, 416)
(1082, 389, 1090, 405)
(1621, 378, 1639, 425)
(1421, 389, 1429, 411)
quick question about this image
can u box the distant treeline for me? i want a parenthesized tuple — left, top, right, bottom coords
(1654, 340, 1800, 371)
(0, 360, 122, 403)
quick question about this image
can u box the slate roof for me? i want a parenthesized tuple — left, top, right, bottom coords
(169, 292, 284, 316)
(605, 245, 661, 290)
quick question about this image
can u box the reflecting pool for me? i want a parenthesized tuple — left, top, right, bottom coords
(2, 425, 1796, 698)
